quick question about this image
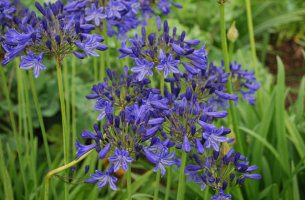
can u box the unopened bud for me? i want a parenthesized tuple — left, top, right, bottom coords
(227, 21, 239, 43)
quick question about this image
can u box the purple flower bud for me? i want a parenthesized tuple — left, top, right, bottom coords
(67, 37, 72, 44)
(195, 138, 204, 155)
(171, 43, 184, 55)
(98, 143, 111, 159)
(35, 2, 46, 15)
(213, 150, 219, 160)
(46, 40, 52, 50)
(75, 21, 80, 34)
(182, 62, 198, 75)
(73, 51, 85, 59)
(85, 165, 89, 174)
(71, 166, 75, 172)
(172, 3, 183, 8)
(182, 135, 191, 153)
(135, 152, 141, 160)
(191, 125, 196, 136)
(185, 165, 201, 171)
(184, 40, 200, 45)
(55, 35, 61, 45)
(244, 174, 262, 179)
(84, 178, 99, 184)
(186, 87, 192, 101)
(142, 148, 159, 164)
(156, 16, 161, 31)
(181, 31, 185, 41)
(175, 143, 182, 149)
(96, 44, 108, 51)
(80, 24, 95, 31)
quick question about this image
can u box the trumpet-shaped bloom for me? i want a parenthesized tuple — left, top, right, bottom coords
(105, 0, 125, 18)
(19, 50, 46, 78)
(75, 138, 98, 160)
(154, 150, 176, 177)
(131, 59, 154, 81)
(211, 188, 232, 200)
(202, 125, 229, 151)
(84, 164, 117, 190)
(85, 4, 107, 26)
(108, 147, 134, 172)
(156, 49, 180, 77)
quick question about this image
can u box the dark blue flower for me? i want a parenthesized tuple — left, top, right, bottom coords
(105, 0, 125, 18)
(84, 164, 118, 190)
(108, 147, 134, 172)
(156, 49, 180, 77)
(201, 125, 229, 151)
(85, 4, 107, 26)
(154, 150, 176, 177)
(75, 34, 108, 58)
(75, 138, 97, 160)
(131, 59, 154, 81)
(211, 188, 232, 200)
(93, 100, 114, 121)
(19, 50, 45, 78)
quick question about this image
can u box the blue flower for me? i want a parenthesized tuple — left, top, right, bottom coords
(105, 0, 125, 18)
(156, 49, 180, 77)
(157, 0, 172, 15)
(154, 150, 176, 177)
(146, 137, 170, 155)
(85, 4, 107, 26)
(125, 102, 147, 124)
(211, 188, 232, 200)
(201, 125, 229, 151)
(184, 169, 198, 182)
(131, 59, 154, 81)
(143, 92, 168, 111)
(84, 164, 118, 190)
(93, 100, 114, 121)
(75, 138, 98, 160)
(1, 44, 27, 65)
(74, 34, 108, 58)
(108, 147, 134, 172)
(19, 50, 46, 78)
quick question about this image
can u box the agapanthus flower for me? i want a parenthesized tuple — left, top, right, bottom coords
(84, 164, 118, 190)
(0, 1, 108, 72)
(131, 59, 154, 81)
(154, 149, 176, 177)
(200, 123, 229, 151)
(85, 4, 107, 26)
(108, 147, 134, 172)
(105, 0, 125, 18)
(211, 188, 232, 200)
(19, 50, 45, 78)
(185, 148, 261, 192)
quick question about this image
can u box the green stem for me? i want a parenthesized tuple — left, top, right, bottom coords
(1, 64, 29, 199)
(55, 55, 69, 200)
(28, 72, 52, 168)
(219, 5, 245, 155)
(228, 41, 234, 62)
(23, 71, 38, 200)
(127, 165, 132, 200)
(154, 170, 161, 200)
(71, 56, 77, 155)
(177, 151, 187, 200)
(63, 57, 71, 162)
(94, 56, 98, 83)
(245, 0, 264, 115)
(164, 148, 173, 200)
(45, 149, 95, 199)
(159, 72, 165, 96)
(103, 18, 111, 70)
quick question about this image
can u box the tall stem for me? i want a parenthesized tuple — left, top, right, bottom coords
(71, 56, 77, 155)
(177, 151, 187, 200)
(1, 64, 28, 199)
(103, 19, 111, 70)
(159, 72, 165, 96)
(228, 41, 234, 62)
(63, 57, 71, 162)
(94, 56, 98, 83)
(23, 71, 38, 200)
(55, 55, 69, 200)
(154, 170, 161, 200)
(45, 149, 95, 199)
(164, 149, 173, 200)
(127, 165, 132, 200)
(245, 0, 264, 115)
(219, 5, 244, 155)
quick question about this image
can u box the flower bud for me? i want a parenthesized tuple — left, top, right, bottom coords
(227, 21, 239, 43)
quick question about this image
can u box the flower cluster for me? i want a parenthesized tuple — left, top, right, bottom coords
(0, 1, 108, 78)
(185, 148, 261, 194)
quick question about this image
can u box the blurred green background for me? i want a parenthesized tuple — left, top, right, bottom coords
(0, 0, 305, 199)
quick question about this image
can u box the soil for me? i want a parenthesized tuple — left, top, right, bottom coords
(265, 36, 305, 109)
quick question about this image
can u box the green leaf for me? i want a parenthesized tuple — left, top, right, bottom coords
(275, 56, 290, 174)
(291, 161, 300, 200)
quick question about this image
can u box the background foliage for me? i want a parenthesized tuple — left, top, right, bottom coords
(0, 0, 304, 199)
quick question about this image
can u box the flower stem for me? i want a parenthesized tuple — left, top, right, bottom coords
(127, 165, 132, 200)
(177, 151, 187, 200)
(71, 55, 77, 155)
(228, 41, 234, 62)
(154, 169, 161, 200)
(55, 55, 69, 200)
(159, 72, 165, 96)
(219, 4, 245, 155)
(63, 57, 71, 162)
(1, 63, 28, 199)
(23, 70, 38, 200)
(245, 0, 264, 115)
(45, 149, 95, 199)
(94, 55, 98, 83)
(103, 18, 111, 70)
(164, 149, 173, 200)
